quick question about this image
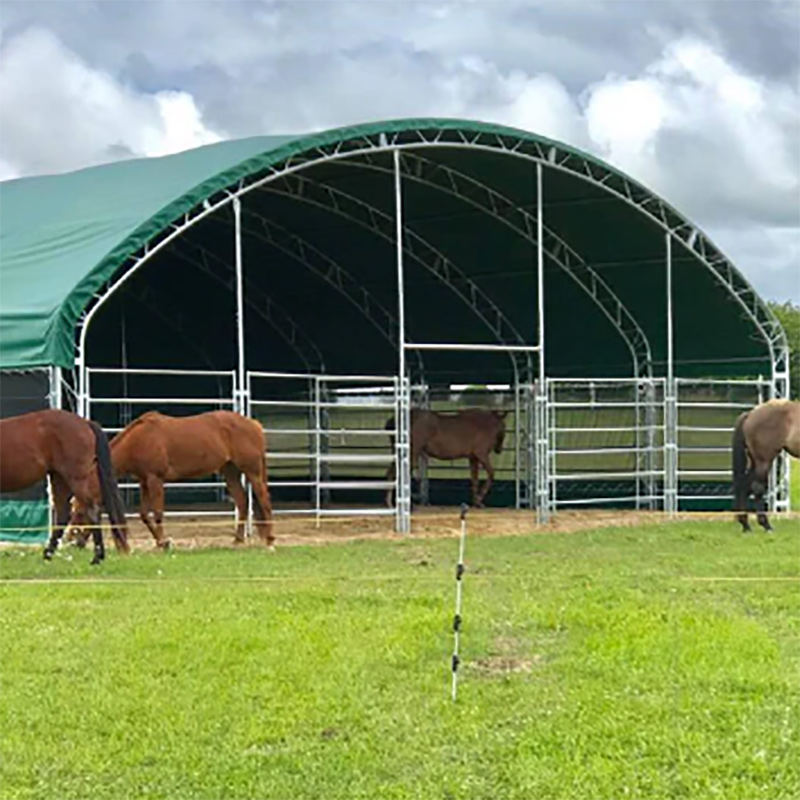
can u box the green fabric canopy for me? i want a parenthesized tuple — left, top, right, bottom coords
(0, 118, 780, 377)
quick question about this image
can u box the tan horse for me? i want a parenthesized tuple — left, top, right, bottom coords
(70, 410, 274, 548)
(385, 408, 507, 507)
(732, 399, 800, 531)
(0, 409, 129, 564)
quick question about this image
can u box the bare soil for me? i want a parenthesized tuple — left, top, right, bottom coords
(122, 506, 682, 552)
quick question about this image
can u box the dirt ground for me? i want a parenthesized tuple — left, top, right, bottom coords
(118, 506, 743, 552)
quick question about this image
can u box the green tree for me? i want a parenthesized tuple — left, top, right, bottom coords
(768, 300, 800, 398)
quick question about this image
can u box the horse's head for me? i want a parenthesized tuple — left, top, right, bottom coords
(65, 496, 93, 548)
(493, 409, 509, 454)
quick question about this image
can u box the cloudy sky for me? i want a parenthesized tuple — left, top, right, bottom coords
(1, 0, 798, 301)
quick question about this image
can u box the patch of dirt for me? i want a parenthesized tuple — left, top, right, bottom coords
(468, 655, 542, 675)
(113, 507, 676, 552)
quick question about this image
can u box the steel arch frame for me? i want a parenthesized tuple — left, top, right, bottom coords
(336, 151, 653, 378)
(202, 210, 426, 379)
(76, 128, 783, 392)
(257, 175, 532, 378)
(71, 124, 788, 515)
(169, 237, 326, 373)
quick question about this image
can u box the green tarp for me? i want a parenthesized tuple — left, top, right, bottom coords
(0, 499, 49, 543)
(0, 118, 779, 375)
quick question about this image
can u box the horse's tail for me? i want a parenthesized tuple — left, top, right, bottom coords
(731, 411, 750, 512)
(89, 421, 130, 554)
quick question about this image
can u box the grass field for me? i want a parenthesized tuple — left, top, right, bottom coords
(1, 520, 799, 799)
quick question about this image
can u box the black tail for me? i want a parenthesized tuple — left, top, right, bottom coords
(731, 412, 750, 513)
(89, 421, 130, 553)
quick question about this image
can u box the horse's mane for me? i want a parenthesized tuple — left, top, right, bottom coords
(109, 411, 161, 450)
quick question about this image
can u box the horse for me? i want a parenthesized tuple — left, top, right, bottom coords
(0, 409, 129, 564)
(384, 408, 508, 508)
(732, 399, 800, 532)
(69, 410, 274, 548)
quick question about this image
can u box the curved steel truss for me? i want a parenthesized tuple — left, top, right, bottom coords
(258, 175, 532, 376)
(76, 124, 784, 393)
(170, 237, 326, 373)
(337, 151, 653, 377)
(204, 211, 426, 378)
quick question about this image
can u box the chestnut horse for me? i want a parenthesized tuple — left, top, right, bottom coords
(70, 410, 274, 548)
(732, 399, 800, 532)
(384, 408, 508, 507)
(0, 409, 129, 564)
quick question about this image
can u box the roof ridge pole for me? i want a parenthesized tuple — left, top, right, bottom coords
(394, 149, 411, 534)
(665, 231, 677, 516)
(233, 196, 247, 416)
(536, 162, 550, 524)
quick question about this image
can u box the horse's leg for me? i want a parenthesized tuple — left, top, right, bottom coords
(474, 454, 495, 508)
(735, 463, 754, 532)
(244, 468, 275, 548)
(751, 461, 773, 532)
(43, 473, 70, 560)
(222, 463, 248, 543)
(88, 506, 105, 565)
(141, 475, 168, 547)
(139, 478, 170, 549)
(468, 456, 480, 506)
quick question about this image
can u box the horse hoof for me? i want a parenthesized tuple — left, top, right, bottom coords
(267, 544, 276, 553)
(42, 549, 53, 561)
(90, 557, 102, 566)
(160, 538, 174, 552)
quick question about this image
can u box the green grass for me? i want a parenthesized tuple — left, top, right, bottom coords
(1, 521, 799, 799)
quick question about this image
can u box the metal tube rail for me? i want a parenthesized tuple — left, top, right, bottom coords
(404, 342, 540, 352)
(550, 470, 665, 480)
(89, 397, 235, 405)
(554, 495, 663, 506)
(87, 367, 236, 377)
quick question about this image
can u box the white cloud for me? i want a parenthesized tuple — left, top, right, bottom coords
(583, 37, 800, 226)
(0, 27, 222, 177)
(0, 19, 796, 302)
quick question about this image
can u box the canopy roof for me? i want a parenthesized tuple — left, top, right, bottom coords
(0, 118, 785, 379)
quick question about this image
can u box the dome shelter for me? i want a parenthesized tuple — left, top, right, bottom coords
(0, 119, 790, 539)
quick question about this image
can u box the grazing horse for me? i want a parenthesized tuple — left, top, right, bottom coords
(0, 409, 129, 564)
(69, 410, 274, 548)
(385, 408, 508, 507)
(732, 399, 800, 531)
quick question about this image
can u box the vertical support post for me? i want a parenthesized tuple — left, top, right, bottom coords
(233, 196, 250, 533)
(514, 375, 521, 509)
(416, 382, 430, 506)
(314, 376, 322, 528)
(645, 379, 657, 510)
(535, 162, 550, 523)
(233, 196, 247, 416)
(664, 232, 678, 515)
(48, 366, 62, 410)
(394, 149, 411, 534)
(47, 366, 62, 542)
(772, 344, 791, 511)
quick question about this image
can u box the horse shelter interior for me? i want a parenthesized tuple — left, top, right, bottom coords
(0, 119, 791, 541)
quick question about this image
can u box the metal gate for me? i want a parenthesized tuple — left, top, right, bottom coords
(674, 377, 782, 510)
(84, 367, 238, 522)
(547, 377, 666, 509)
(246, 371, 400, 524)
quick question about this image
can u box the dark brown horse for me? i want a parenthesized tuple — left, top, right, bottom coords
(385, 408, 508, 507)
(0, 409, 129, 564)
(70, 410, 274, 548)
(732, 399, 800, 531)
